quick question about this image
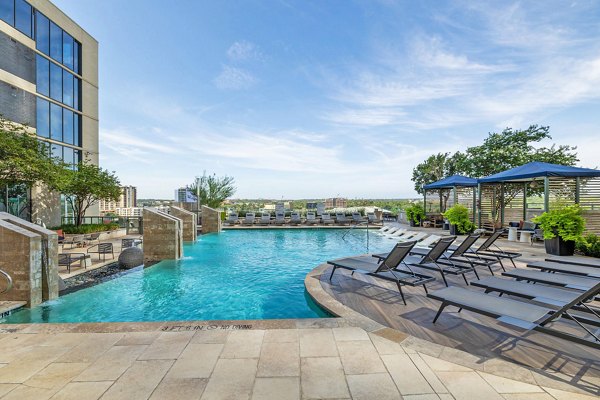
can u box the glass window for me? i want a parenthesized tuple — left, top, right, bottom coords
(14, 0, 32, 37)
(35, 11, 49, 55)
(36, 98, 50, 138)
(36, 55, 49, 97)
(73, 41, 80, 74)
(49, 21, 62, 63)
(63, 32, 73, 70)
(73, 113, 80, 146)
(51, 143, 62, 159)
(63, 109, 73, 144)
(63, 146, 74, 165)
(49, 62, 62, 102)
(50, 102, 62, 141)
(0, 0, 15, 26)
(63, 69, 73, 107)
(73, 149, 80, 167)
(73, 77, 80, 110)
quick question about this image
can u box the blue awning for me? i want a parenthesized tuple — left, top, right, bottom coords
(479, 162, 600, 183)
(423, 175, 478, 190)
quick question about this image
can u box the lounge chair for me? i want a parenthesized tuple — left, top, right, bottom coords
(397, 232, 428, 242)
(465, 230, 521, 269)
(415, 234, 441, 248)
(526, 261, 600, 278)
(367, 212, 382, 224)
(378, 226, 393, 234)
(502, 269, 598, 291)
(428, 280, 600, 350)
(545, 256, 600, 268)
(321, 213, 335, 225)
(224, 212, 239, 226)
(242, 212, 255, 225)
(58, 253, 89, 273)
(351, 212, 364, 224)
(87, 243, 114, 261)
(258, 212, 271, 225)
(305, 212, 319, 225)
(383, 227, 403, 236)
(391, 230, 418, 240)
(289, 212, 302, 225)
(62, 235, 85, 249)
(335, 212, 350, 225)
(272, 212, 286, 225)
(328, 241, 435, 305)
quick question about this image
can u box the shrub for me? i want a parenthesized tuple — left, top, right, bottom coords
(405, 203, 425, 225)
(532, 205, 585, 242)
(443, 204, 475, 234)
(49, 223, 120, 234)
(576, 234, 600, 258)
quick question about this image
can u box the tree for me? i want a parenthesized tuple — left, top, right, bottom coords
(412, 153, 459, 212)
(189, 172, 236, 209)
(55, 163, 121, 226)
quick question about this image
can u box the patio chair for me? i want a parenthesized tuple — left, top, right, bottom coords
(526, 261, 600, 278)
(321, 213, 335, 225)
(382, 227, 402, 235)
(305, 212, 319, 225)
(367, 212, 382, 224)
(502, 269, 598, 291)
(242, 212, 255, 225)
(545, 256, 600, 268)
(427, 280, 600, 350)
(58, 253, 89, 273)
(87, 242, 114, 261)
(289, 211, 302, 225)
(415, 234, 441, 248)
(444, 230, 521, 269)
(437, 233, 502, 274)
(335, 212, 350, 225)
(224, 212, 239, 226)
(397, 232, 428, 243)
(327, 241, 435, 305)
(390, 230, 416, 240)
(351, 212, 364, 224)
(272, 212, 286, 225)
(378, 225, 393, 234)
(84, 232, 101, 245)
(385, 228, 407, 237)
(258, 212, 271, 226)
(62, 235, 85, 249)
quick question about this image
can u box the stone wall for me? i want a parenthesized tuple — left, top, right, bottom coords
(0, 212, 59, 306)
(201, 205, 222, 233)
(170, 206, 197, 242)
(143, 208, 183, 266)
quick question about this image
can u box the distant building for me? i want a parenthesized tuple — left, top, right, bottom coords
(175, 187, 197, 203)
(99, 185, 137, 215)
(325, 198, 347, 208)
(306, 202, 318, 210)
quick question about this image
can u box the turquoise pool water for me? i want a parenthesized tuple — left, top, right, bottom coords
(2, 229, 395, 323)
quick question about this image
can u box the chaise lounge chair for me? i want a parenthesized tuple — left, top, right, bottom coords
(305, 212, 319, 225)
(328, 241, 435, 305)
(428, 280, 600, 350)
(415, 234, 441, 248)
(502, 269, 598, 291)
(272, 212, 286, 225)
(378, 226, 393, 234)
(526, 261, 600, 278)
(335, 212, 350, 226)
(397, 232, 428, 243)
(460, 230, 522, 269)
(224, 212, 239, 226)
(242, 212, 255, 225)
(321, 213, 335, 225)
(385, 228, 407, 237)
(544, 256, 600, 268)
(289, 211, 302, 225)
(351, 212, 364, 224)
(367, 212, 382, 224)
(258, 212, 271, 226)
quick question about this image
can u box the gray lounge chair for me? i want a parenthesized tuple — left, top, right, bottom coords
(289, 212, 302, 225)
(335, 212, 350, 225)
(225, 212, 239, 225)
(415, 234, 440, 248)
(527, 261, 600, 278)
(321, 213, 335, 225)
(305, 212, 319, 225)
(397, 232, 428, 243)
(258, 212, 271, 225)
(242, 212, 255, 225)
(545, 256, 600, 268)
(502, 269, 598, 291)
(272, 212, 286, 225)
(328, 241, 435, 305)
(351, 212, 364, 224)
(428, 280, 600, 350)
(367, 212, 382, 224)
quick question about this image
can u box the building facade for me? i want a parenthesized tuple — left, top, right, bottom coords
(0, 0, 98, 226)
(99, 185, 137, 215)
(175, 187, 196, 203)
(325, 198, 347, 208)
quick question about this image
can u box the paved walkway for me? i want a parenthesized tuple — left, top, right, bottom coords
(0, 324, 594, 400)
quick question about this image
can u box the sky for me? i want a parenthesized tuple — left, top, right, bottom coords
(52, 0, 600, 200)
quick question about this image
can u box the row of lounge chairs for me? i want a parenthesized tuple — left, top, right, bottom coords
(327, 230, 600, 349)
(225, 211, 382, 226)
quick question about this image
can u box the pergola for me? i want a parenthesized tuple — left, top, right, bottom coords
(477, 161, 600, 234)
(423, 175, 478, 222)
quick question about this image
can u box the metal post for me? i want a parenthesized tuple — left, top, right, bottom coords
(500, 183, 505, 226)
(575, 177, 580, 204)
(544, 177, 550, 212)
(523, 182, 527, 220)
(472, 187, 476, 223)
(423, 188, 427, 215)
(477, 183, 482, 228)
(453, 186, 458, 206)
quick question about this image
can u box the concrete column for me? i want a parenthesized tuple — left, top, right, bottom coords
(0, 212, 59, 306)
(170, 206, 197, 242)
(143, 208, 183, 266)
(201, 206, 222, 233)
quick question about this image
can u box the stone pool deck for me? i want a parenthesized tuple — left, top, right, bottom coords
(0, 319, 593, 400)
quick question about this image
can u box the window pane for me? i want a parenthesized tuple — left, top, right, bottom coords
(0, 0, 15, 26)
(51, 143, 62, 159)
(63, 146, 74, 165)
(15, 0, 32, 37)
(63, 109, 73, 144)
(62, 32, 73, 70)
(73, 113, 80, 146)
(35, 12, 49, 54)
(62, 69, 73, 107)
(36, 98, 50, 138)
(50, 103, 62, 141)
(73, 41, 81, 74)
(73, 77, 80, 110)
(36, 55, 49, 96)
(73, 149, 80, 167)
(49, 62, 62, 102)
(49, 22, 62, 63)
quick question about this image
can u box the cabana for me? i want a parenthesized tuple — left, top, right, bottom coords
(423, 175, 478, 224)
(477, 161, 600, 234)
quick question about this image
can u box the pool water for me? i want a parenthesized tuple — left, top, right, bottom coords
(2, 229, 396, 323)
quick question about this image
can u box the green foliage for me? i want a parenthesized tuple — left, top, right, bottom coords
(54, 162, 121, 226)
(533, 205, 585, 242)
(405, 203, 425, 224)
(50, 223, 120, 234)
(412, 153, 459, 195)
(443, 204, 475, 234)
(0, 117, 65, 188)
(576, 234, 600, 258)
(190, 172, 236, 209)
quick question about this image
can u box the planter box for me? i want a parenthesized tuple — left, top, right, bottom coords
(449, 224, 458, 236)
(544, 237, 575, 256)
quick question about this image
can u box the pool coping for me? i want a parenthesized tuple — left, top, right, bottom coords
(303, 262, 598, 396)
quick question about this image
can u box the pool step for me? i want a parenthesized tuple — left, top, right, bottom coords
(0, 301, 27, 320)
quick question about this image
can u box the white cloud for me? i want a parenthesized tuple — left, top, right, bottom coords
(214, 65, 257, 90)
(227, 40, 262, 61)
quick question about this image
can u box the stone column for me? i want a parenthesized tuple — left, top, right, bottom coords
(143, 208, 183, 266)
(170, 206, 197, 242)
(201, 205, 222, 233)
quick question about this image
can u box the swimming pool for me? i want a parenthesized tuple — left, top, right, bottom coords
(2, 228, 396, 323)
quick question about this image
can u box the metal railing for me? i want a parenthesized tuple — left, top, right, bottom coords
(0, 269, 13, 294)
(61, 216, 120, 225)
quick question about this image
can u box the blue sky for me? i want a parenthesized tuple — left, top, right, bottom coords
(53, 0, 600, 199)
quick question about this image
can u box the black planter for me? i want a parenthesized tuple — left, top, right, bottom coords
(449, 224, 458, 235)
(544, 237, 576, 256)
(409, 220, 416, 227)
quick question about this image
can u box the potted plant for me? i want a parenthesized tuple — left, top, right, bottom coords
(533, 205, 585, 256)
(443, 204, 475, 235)
(405, 203, 425, 227)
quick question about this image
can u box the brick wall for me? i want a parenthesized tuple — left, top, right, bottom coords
(143, 208, 183, 265)
(170, 206, 197, 242)
(0, 30, 36, 83)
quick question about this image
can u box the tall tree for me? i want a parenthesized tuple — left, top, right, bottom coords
(55, 163, 121, 226)
(412, 153, 458, 212)
(189, 172, 236, 209)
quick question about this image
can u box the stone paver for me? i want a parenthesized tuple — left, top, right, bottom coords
(0, 326, 591, 400)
